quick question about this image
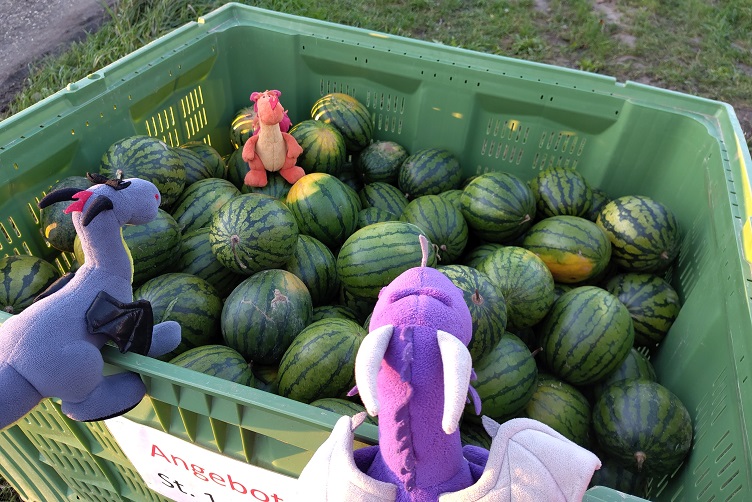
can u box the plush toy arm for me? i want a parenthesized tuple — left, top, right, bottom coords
(282, 132, 304, 158)
(241, 135, 260, 163)
(85, 291, 154, 355)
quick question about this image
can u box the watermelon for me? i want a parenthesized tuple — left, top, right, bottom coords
(309, 398, 377, 425)
(225, 149, 249, 189)
(170, 178, 240, 234)
(0, 255, 60, 314)
(179, 141, 225, 180)
(437, 189, 464, 212)
(460, 421, 493, 450)
(285, 172, 361, 250)
(229, 106, 257, 149)
(169, 344, 256, 387)
(591, 347, 657, 401)
(221, 269, 313, 365)
(359, 182, 409, 217)
(358, 140, 409, 185)
(528, 166, 593, 218)
(312, 304, 360, 323)
(337, 221, 437, 300)
(398, 148, 462, 199)
(338, 159, 364, 193)
(172, 147, 214, 187)
(552, 283, 574, 302)
(522, 374, 592, 447)
(476, 246, 554, 329)
(174, 228, 245, 298)
(436, 264, 507, 362)
(252, 364, 279, 394)
(357, 207, 399, 228)
(39, 176, 93, 252)
(467, 332, 537, 421)
(592, 380, 693, 476)
(284, 235, 340, 306)
(243, 171, 292, 200)
(337, 285, 378, 325)
(74, 208, 181, 287)
(100, 135, 185, 207)
(522, 215, 612, 284)
(539, 286, 635, 386)
(289, 119, 347, 176)
(277, 318, 367, 403)
(311, 93, 373, 152)
(134, 272, 223, 359)
(587, 187, 610, 222)
(209, 194, 299, 275)
(588, 451, 648, 497)
(605, 272, 681, 348)
(400, 195, 469, 263)
(461, 171, 536, 243)
(596, 195, 680, 273)
(461, 243, 504, 269)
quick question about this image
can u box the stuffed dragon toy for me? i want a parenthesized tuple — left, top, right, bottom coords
(0, 172, 181, 430)
(297, 236, 601, 501)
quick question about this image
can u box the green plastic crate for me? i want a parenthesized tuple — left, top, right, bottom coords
(1, 3, 751, 500)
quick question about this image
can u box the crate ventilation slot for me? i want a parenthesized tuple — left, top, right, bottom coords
(367, 91, 405, 135)
(145, 85, 209, 146)
(320, 79, 355, 97)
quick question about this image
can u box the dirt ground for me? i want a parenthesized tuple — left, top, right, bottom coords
(0, 0, 116, 116)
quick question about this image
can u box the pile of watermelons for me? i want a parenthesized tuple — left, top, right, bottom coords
(1, 92, 692, 498)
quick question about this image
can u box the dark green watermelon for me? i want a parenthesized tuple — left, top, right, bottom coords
(311, 304, 361, 323)
(358, 140, 409, 185)
(169, 344, 256, 387)
(309, 397, 377, 425)
(357, 207, 399, 229)
(289, 119, 347, 177)
(0, 255, 60, 314)
(398, 148, 463, 199)
(400, 195, 469, 263)
(522, 374, 592, 447)
(179, 141, 225, 180)
(359, 182, 409, 218)
(134, 272, 223, 360)
(284, 235, 340, 307)
(310, 93, 373, 153)
(221, 269, 313, 365)
(591, 347, 657, 401)
(174, 228, 245, 298)
(170, 178, 240, 234)
(528, 166, 593, 218)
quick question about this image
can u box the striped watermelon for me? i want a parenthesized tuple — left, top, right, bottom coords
(522, 215, 612, 284)
(170, 178, 240, 234)
(592, 347, 657, 401)
(133, 272, 223, 359)
(461, 171, 536, 243)
(284, 235, 340, 307)
(221, 269, 313, 365)
(312, 304, 360, 323)
(179, 141, 225, 180)
(174, 228, 245, 298)
(253, 364, 279, 394)
(285, 173, 361, 250)
(337, 221, 437, 300)
(552, 283, 574, 302)
(587, 187, 610, 222)
(74, 208, 181, 287)
(539, 286, 635, 386)
(588, 451, 648, 497)
(169, 344, 256, 387)
(337, 285, 378, 325)
(243, 171, 292, 200)
(338, 159, 364, 193)
(39, 175, 93, 252)
(311, 93, 373, 152)
(400, 195, 469, 263)
(476, 246, 554, 329)
(309, 398, 377, 425)
(209, 193, 299, 275)
(460, 421, 493, 450)
(593, 379, 693, 476)
(277, 318, 367, 403)
(359, 182, 409, 217)
(289, 119, 347, 176)
(225, 149, 249, 189)
(100, 135, 185, 207)
(461, 243, 504, 269)
(436, 265, 507, 362)
(172, 147, 214, 187)
(522, 374, 592, 447)
(229, 106, 257, 149)
(437, 189, 464, 212)
(466, 332, 537, 421)
(357, 207, 399, 228)
(605, 272, 681, 348)
(528, 166, 593, 218)
(0, 255, 60, 314)
(358, 140, 409, 185)
(596, 195, 681, 273)
(398, 148, 463, 199)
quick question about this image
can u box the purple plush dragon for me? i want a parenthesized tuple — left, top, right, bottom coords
(297, 236, 601, 501)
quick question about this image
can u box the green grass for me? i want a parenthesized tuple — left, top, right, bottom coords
(1, 477, 21, 502)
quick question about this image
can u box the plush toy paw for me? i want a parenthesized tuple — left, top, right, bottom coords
(279, 165, 305, 185)
(244, 168, 269, 188)
(61, 372, 146, 422)
(148, 320, 182, 358)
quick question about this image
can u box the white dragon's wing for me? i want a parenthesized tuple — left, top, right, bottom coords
(439, 417, 601, 502)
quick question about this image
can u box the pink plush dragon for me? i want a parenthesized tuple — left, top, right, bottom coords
(241, 90, 305, 188)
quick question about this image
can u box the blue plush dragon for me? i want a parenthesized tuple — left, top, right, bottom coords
(0, 173, 181, 430)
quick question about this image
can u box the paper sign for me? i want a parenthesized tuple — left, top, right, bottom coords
(106, 416, 297, 502)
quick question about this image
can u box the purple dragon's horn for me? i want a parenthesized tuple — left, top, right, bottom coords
(354, 324, 395, 416)
(419, 234, 430, 267)
(437, 330, 473, 434)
